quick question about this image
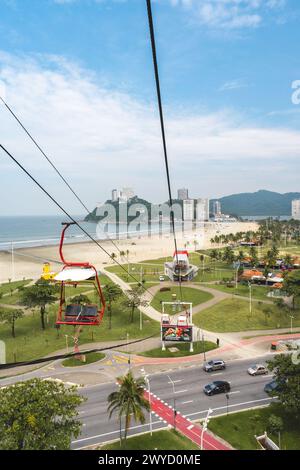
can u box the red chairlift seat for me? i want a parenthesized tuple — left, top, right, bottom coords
(54, 223, 105, 326)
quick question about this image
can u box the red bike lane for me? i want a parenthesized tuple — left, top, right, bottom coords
(144, 391, 232, 451)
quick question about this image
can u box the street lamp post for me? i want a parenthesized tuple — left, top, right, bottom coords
(226, 393, 230, 416)
(200, 408, 213, 450)
(167, 375, 177, 430)
(248, 281, 252, 316)
(288, 314, 294, 334)
(141, 368, 152, 436)
(202, 332, 206, 361)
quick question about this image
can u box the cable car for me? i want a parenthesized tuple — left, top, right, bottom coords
(54, 222, 105, 326)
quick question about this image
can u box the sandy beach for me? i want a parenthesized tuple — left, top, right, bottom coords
(0, 221, 258, 283)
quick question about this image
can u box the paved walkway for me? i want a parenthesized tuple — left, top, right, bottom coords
(144, 390, 232, 450)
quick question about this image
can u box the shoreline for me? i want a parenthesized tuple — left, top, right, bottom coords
(0, 221, 258, 283)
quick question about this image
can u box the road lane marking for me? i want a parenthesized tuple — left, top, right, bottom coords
(181, 400, 194, 404)
(227, 391, 241, 395)
(174, 389, 188, 394)
(168, 379, 182, 384)
(211, 373, 223, 376)
(186, 396, 275, 419)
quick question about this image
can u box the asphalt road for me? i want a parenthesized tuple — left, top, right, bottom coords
(72, 353, 277, 449)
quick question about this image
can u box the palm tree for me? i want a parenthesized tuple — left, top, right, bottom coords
(107, 371, 150, 444)
(103, 284, 122, 329)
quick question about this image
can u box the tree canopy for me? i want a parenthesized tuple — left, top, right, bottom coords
(267, 354, 300, 415)
(0, 378, 84, 450)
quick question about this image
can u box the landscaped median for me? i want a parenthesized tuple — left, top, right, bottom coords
(100, 429, 198, 450)
(62, 352, 106, 367)
(139, 340, 218, 358)
(208, 404, 300, 450)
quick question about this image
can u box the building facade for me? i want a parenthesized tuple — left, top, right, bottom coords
(213, 200, 221, 217)
(183, 199, 194, 221)
(292, 199, 300, 220)
(196, 198, 210, 222)
(178, 188, 189, 200)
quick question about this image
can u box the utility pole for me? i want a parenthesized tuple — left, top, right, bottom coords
(200, 408, 213, 450)
(167, 375, 177, 430)
(141, 368, 153, 436)
(248, 281, 252, 316)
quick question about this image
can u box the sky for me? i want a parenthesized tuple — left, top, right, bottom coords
(0, 0, 300, 215)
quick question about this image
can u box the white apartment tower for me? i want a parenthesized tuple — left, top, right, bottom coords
(196, 198, 210, 222)
(178, 188, 189, 200)
(183, 199, 194, 221)
(292, 199, 300, 220)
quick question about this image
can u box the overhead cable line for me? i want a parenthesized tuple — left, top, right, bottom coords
(0, 95, 124, 257)
(146, 0, 183, 299)
(0, 143, 156, 299)
(0, 334, 155, 370)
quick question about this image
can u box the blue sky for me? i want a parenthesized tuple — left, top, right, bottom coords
(0, 0, 300, 215)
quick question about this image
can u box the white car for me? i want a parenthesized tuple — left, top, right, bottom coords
(159, 275, 165, 281)
(247, 364, 268, 376)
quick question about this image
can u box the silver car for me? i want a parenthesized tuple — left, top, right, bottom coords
(203, 359, 226, 372)
(247, 364, 268, 376)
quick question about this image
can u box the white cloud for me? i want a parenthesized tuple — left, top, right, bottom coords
(0, 52, 299, 210)
(219, 78, 248, 91)
(169, 0, 286, 29)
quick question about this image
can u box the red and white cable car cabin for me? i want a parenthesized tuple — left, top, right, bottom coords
(54, 223, 105, 326)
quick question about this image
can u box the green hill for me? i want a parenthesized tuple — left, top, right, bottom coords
(210, 190, 300, 217)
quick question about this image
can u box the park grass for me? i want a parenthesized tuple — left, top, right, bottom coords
(202, 283, 273, 301)
(106, 264, 164, 283)
(0, 275, 111, 307)
(62, 351, 105, 367)
(208, 404, 300, 450)
(101, 429, 198, 450)
(0, 290, 159, 363)
(193, 268, 234, 283)
(193, 297, 300, 332)
(0, 279, 32, 296)
(140, 340, 217, 358)
(150, 286, 213, 315)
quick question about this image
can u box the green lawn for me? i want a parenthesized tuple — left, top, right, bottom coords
(101, 429, 198, 450)
(208, 404, 300, 450)
(62, 352, 105, 367)
(193, 268, 234, 283)
(140, 340, 217, 358)
(150, 286, 213, 315)
(0, 290, 159, 363)
(0, 279, 32, 297)
(106, 264, 164, 283)
(0, 276, 111, 307)
(202, 283, 273, 301)
(194, 297, 300, 332)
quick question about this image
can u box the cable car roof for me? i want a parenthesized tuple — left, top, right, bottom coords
(54, 267, 95, 282)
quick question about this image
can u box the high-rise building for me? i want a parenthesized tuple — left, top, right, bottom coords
(196, 198, 210, 222)
(121, 187, 135, 200)
(111, 189, 121, 201)
(178, 188, 189, 200)
(292, 199, 300, 220)
(213, 201, 221, 217)
(183, 199, 194, 221)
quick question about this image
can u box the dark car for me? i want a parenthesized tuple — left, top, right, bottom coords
(264, 379, 283, 394)
(203, 380, 230, 396)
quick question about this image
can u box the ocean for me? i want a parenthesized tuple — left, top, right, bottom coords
(0, 215, 172, 251)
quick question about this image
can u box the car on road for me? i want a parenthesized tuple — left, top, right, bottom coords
(247, 364, 268, 376)
(159, 275, 165, 281)
(264, 379, 282, 394)
(203, 380, 230, 396)
(203, 359, 226, 372)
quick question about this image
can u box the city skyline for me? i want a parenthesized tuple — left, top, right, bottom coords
(0, 0, 300, 215)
